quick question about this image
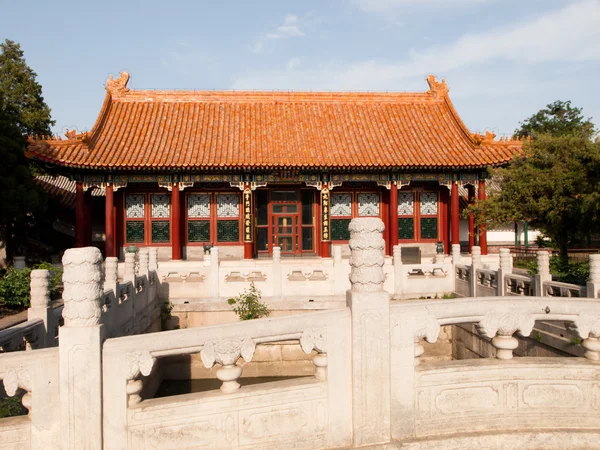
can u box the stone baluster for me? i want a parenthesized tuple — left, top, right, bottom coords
(273, 246, 282, 299)
(478, 311, 534, 360)
(347, 218, 390, 446)
(469, 246, 481, 296)
(201, 338, 256, 392)
(497, 248, 512, 296)
(125, 350, 155, 406)
(138, 249, 149, 277)
(28, 269, 56, 349)
(535, 250, 551, 296)
(572, 315, 600, 361)
(60, 247, 104, 450)
(300, 328, 328, 380)
(587, 254, 600, 298)
(124, 250, 136, 283)
(149, 247, 158, 271)
(393, 245, 403, 295)
(333, 245, 346, 295)
(210, 247, 220, 299)
(452, 243, 461, 265)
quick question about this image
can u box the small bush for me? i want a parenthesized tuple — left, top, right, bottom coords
(227, 282, 270, 321)
(0, 263, 63, 309)
(0, 396, 26, 418)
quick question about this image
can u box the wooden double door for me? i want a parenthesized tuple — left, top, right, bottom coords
(255, 189, 315, 255)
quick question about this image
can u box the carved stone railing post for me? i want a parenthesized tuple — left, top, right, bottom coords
(497, 248, 512, 296)
(149, 247, 158, 271)
(210, 247, 220, 299)
(478, 312, 534, 359)
(393, 245, 403, 295)
(300, 328, 328, 380)
(347, 218, 390, 446)
(535, 250, 551, 296)
(27, 269, 56, 348)
(587, 254, 600, 299)
(201, 338, 255, 392)
(470, 246, 481, 296)
(59, 247, 104, 450)
(125, 350, 155, 406)
(452, 243, 461, 265)
(573, 314, 600, 361)
(333, 245, 346, 295)
(273, 246, 282, 299)
(104, 256, 119, 291)
(124, 250, 136, 283)
(138, 248, 149, 277)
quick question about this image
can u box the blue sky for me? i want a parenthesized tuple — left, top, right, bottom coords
(2, 0, 599, 137)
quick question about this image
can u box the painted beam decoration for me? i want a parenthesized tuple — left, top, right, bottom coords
(243, 186, 252, 242)
(321, 186, 330, 242)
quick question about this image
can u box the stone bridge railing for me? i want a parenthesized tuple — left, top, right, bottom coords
(2, 225, 600, 449)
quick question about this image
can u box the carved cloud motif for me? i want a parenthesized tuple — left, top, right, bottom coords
(3, 366, 32, 397)
(300, 328, 327, 354)
(201, 338, 256, 368)
(477, 311, 535, 339)
(572, 313, 600, 339)
(125, 350, 155, 380)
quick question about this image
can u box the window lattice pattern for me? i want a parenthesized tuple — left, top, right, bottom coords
(331, 193, 352, 217)
(125, 195, 145, 219)
(188, 221, 211, 242)
(420, 218, 438, 239)
(152, 221, 170, 243)
(126, 221, 145, 243)
(397, 192, 414, 215)
(217, 220, 239, 242)
(398, 218, 414, 240)
(188, 194, 211, 218)
(420, 192, 438, 215)
(217, 194, 240, 218)
(151, 194, 170, 218)
(331, 219, 351, 240)
(357, 193, 379, 217)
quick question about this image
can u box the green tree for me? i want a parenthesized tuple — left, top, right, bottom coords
(0, 40, 54, 260)
(515, 100, 595, 139)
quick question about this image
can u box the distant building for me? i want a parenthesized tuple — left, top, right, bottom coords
(28, 72, 522, 260)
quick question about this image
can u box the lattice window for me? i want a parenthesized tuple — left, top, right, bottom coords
(217, 220, 239, 242)
(152, 221, 170, 243)
(126, 194, 145, 218)
(398, 218, 414, 240)
(398, 192, 414, 215)
(331, 193, 352, 217)
(420, 192, 438, 215)
(331, 218, 351, 241)
(188, 221, 210, 242)
(357, 193, 379, 217)
(217, 194, 240, 217)
(188, 194, 211, 218)
(420, 218, 438, 239)
(151, 194, 170, 218)
(126, 222, 145, 243)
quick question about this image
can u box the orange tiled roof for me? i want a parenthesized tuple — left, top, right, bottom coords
(27, 73, 522, 171)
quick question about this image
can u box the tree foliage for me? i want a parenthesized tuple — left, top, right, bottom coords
(0, 40, 54, 259)
(471, 101, 600, 265)
(514, 100, 595, 139)
(227, 283, 271, 321)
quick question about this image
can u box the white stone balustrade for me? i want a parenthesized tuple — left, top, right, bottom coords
(587, 254, 600, 298)
(124, 250, 136, 283)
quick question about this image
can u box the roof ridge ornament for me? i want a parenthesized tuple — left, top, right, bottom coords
(105, 71, 130, 96)
(426, 75, 449, 98)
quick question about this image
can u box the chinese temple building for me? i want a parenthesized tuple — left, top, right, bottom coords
(27, 72, 521, 261)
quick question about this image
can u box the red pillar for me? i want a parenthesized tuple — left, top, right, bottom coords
(75, 181, 85, 248)
(451, 181, 460, 247)
(84, 189, 93, 246)
(467, 185, 476, 253)
(171, 183, 182, 260)
(478, 179, 488, 255)
(105, 184, 115, 257)
(390, 183, 399, 251)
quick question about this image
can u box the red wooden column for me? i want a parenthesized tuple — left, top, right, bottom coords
(83, 189, 93, 246)
(390, 182, 399, 251)
(75, 182, 85, 248)
(467, 185, 476, 253)
(451, 181, 460, 247)
(171, 183, 182, 260)
(105, 183, 115, 257)
(243, 186, 253, 259)
(478, 179, 488, 255)
(320, 184, 331, 258)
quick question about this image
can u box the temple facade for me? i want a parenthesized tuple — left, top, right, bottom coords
(28, 72, 521, 260)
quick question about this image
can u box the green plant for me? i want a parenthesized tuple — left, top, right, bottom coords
(533, 332, 543, 343)
(442, 293, 456, 299)
(160, 301, 174, 330)
(570, 336, 582, 345)
(227, 282, 270, 321)
(0, 395, 26, 418)
(0, 263, 63, 309)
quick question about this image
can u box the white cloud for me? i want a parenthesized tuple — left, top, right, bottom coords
(235, 0, 600, 88)
(353, 0, 493, 13)
(251, 14, 306, 54)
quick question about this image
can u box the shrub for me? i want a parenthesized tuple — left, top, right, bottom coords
(0, 263, 63, 309)
(227, 282, 270, 321)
